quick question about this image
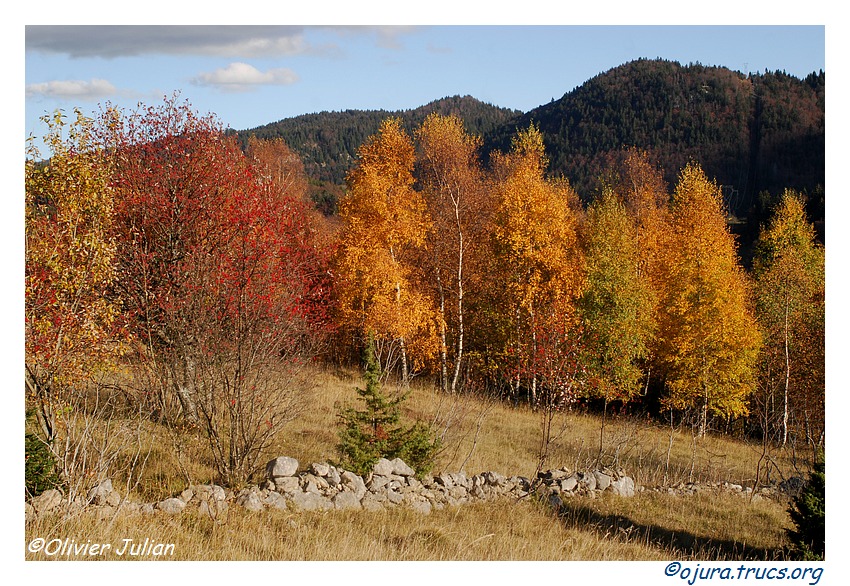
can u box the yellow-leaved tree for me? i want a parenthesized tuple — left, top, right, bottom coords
(752, 190, 824, 448)
(655, 162, 761, 436)
(334, 118, 439, 382)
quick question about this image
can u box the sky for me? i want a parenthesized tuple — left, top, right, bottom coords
(22, 19, 827, 156)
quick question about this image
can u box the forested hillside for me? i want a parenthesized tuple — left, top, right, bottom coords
(235, 96, 520, 213)
(239, 59, 825, 231)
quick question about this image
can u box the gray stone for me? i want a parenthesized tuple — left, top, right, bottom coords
(484, 471, 507, 486)
(341, 471, 367, 500)
(579, 472, 597, 492)
(333, 491, 362, 511)
(435, 473, 454, 487)
(192, 484, 227, 502)
(386, 489, 404, 505)
(311, 462, 331, 477)
(326, 466, 342, 487)
(156, 497, 186, 514)
(373, 458, 395, 476)
(451, 472, 469, 488)
(32, 488, 63, 514)
(410, 499, 432, 515)
(610, 476, 635, 497)
(594, 471, 612, 491)
(86, 479, 114, 505)
(361, 495, 385, 511)
(198, 499, 228, 518)
(236, 490, 264, 512)
(263, 491, 288, 511)
(274, 476, 301, 495)
(290, 491, 333, 511)
(179, 488, 195, 503)
(368, 474, 391, 492)
(105, 490, 122, 508)
(25, 502, 36, 523)
(560, 475, 579, 493)
(267, 456, 299, 478)
(390, 457, 416, 477)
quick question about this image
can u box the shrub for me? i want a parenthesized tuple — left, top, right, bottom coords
(337, 335, 440, 477)
(25, 431, 60, 498)
(787, 451, 825, 560)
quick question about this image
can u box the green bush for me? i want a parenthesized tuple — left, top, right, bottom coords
(787, 451, 825, 560)
(336, 335, 440, 477)
(25, 431, 60, 498)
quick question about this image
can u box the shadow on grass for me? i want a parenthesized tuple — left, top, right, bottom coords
(557, 500, 788, 561)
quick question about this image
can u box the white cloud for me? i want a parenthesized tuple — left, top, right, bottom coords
(25, 78, 117, 100)
(191, 62, 299, 92)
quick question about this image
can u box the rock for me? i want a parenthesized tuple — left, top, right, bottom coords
(579, 472, 597, 492)
(192, 484, 227, 502)
(267, 456, 299, 478)
(290, 491, 333, 511)
(560, 475, 579, 493)
(435, 473, 454, 487)
(386, 489, 404, 505)
(311, 462, 331, 477)
(390, 458, 416, 477)
(326, 466, 342, 487)
(361, 494, 385, 512)
(274, 476, 301, 495)
(484, 471, 506, 486)
(342, 471, 368, 500)
(25, 502, 36, 523)
(179, 488, 195, 503)
(368, 474, 391, 492)
(593, 471, 612, 491)
(32, 488, 63, 514)
(410, 499, 432, 515)
(610, 476, 636, 497)
(373, 458, 395, 476)
(86, 479, 115, 505)
(156, 497, 186, 515)
(105, 490, 122, 507)
(236, 490, 264, 512)
(333, 491, 362, 511)
(198, 499, 229, 518)
(264, 491, 288, 510)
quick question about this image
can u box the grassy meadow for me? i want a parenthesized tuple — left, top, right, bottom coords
(25, 365, 806, 561)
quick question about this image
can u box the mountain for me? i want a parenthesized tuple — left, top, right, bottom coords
(236, 95, 521, 212)
(487, 59, 824, 228)
(237, 60, 825, 229)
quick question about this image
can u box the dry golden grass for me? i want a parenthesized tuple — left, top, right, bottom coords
(26, 365, 802, 561)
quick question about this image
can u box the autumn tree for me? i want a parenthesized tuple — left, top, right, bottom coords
(25, 109, 122, 446)
(486, 125, 584, 404)
(415, 113, 487, 394)
(655, 162, 761, 436)
(106, 96, 329, 485)
(752, 190, 824, 448)
(334, 118, 438, 383)
(24, 108, 144, 498)
(579, 188, 654, 459)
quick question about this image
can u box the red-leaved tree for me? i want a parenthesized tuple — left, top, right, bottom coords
(103, 96, 330, 485)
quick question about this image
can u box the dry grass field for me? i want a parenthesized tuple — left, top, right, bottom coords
(25, 365, 807, 562)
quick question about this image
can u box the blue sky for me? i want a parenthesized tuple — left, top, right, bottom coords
(23, 19, 826, 156)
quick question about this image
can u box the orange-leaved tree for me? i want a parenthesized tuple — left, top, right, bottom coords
(415, 113, 487, 393)
(655, 162, 761, 436)
(486, 124, 584, 405)
(333, 118, 438, 383)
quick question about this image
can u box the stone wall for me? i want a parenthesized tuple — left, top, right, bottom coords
(26, 455, 803, 522)
(25, 456, 637, 521)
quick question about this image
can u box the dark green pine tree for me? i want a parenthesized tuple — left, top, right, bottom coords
(787, 452, 825, 560)
(336, 334, 439, 477)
